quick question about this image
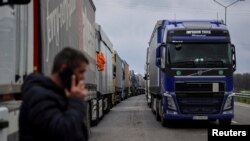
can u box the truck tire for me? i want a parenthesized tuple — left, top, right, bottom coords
(91, 100, 99, 126)
(219, 119, 231, 126)
(151, 96, 156, 114)
(156, 99, 161, 121)
(106, 96, 111, 113)
(160, 104, 173, 127)
(99, 98, 104, 120)
(156, 110, 161, 121)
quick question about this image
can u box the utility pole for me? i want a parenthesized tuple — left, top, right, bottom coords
(213, 0, 245, 25)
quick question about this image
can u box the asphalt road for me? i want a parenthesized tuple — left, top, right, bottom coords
(89, 95, 206, 141)
(89, 95, 250, 141)
(234, 102, 250, 124)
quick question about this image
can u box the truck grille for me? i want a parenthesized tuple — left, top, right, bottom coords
(175, 82, 224, 115)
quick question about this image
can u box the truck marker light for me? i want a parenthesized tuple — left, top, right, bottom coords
(219, 70, 224, 75)
(176, 70, 181, 76)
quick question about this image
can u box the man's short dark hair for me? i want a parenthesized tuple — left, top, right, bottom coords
(52, 47, 89, 73)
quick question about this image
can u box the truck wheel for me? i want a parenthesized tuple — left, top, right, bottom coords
(99, 98, 104, 120)
(91, 100, 99, 126)
(160, 103, 166, 126)
(106, 96, 111, 113)
(161, 111, 168, 126)
(160, 104, 173, 127)
(219, 119, 231, 126)
(156, 99, 161, 121)
(151, 96, 156, 114)
(156, 110, 161, 121)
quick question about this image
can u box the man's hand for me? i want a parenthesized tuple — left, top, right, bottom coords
(65, 75, 88, 99)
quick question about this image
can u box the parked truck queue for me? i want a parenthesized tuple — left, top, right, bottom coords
(0, 1, 144, 141)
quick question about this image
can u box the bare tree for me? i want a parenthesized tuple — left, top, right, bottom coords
(234, 73, 242, 92)
(234, 73, 250, 92)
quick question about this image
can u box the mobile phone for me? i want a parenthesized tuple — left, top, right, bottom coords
(58, 67, 73, 90)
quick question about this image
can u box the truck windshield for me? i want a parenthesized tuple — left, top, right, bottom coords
(169, 43, 232, 67)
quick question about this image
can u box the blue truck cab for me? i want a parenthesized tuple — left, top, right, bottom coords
(148, 20, 236, 126)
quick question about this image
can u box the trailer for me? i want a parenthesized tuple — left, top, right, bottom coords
(144, 47, 151, 106)
(124, 61, 130, 98)
(95, 24, 113, 123)
(129, 70, 137, 96)
(148, 20, 236, 126)
(121, 61, 125, 100)
(0, 0, 98, 139)
(135, 74, 145, 95)
(112, 50, 116, 106)
(113, 51, 123, 103)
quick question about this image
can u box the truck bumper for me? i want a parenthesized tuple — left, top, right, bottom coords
(163, 113, 234, 120)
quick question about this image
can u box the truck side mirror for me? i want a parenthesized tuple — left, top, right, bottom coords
(232, 44, 236, 72)
(156, 43, 166, 69)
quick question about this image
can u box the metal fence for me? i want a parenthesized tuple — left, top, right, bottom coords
(234, 93, 250, 104)
(234, 93, 250, 98)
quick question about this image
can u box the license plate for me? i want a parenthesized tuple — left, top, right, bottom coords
(193, 116, 208, 120)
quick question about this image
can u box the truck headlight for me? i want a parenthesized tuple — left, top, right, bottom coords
(164, 92, 177, 110)
(224, 93, 234, 110)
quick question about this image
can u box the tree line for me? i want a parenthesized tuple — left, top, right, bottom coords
(234, 73, 250, 92)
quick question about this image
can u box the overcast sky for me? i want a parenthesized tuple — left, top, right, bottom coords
(93, 0, 250, 74)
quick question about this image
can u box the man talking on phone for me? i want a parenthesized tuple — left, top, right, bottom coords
(19, 47, 89, 141)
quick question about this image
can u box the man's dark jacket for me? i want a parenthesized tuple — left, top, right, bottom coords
(19, 73, 88, 141)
